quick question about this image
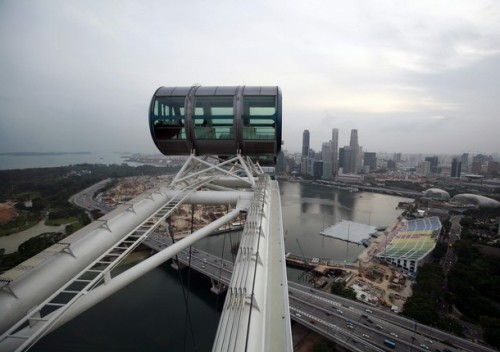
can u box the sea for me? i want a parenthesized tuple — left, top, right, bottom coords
(0, 152, 145, 170)
(1, 155, 412, 351)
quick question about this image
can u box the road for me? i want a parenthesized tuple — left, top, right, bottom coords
(143, 233, 496, 352)
(69, 178, 114, 214)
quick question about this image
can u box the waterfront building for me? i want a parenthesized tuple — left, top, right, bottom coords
(377, 217, 442, 273)
(307, 149, 315, 176)
(338, 147, 345, 172)
(331, 128, 339, 177)
(363, 152, 377, 173)
(301, 130, 310, 174)
(276, 150, 286, 175)
(313, 160, 323, 178)
(349, 129, 362, 173)
(322, 142, 333, 180)
(341, 146, 356, 174)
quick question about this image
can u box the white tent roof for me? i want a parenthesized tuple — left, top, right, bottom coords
(320, 220, 378, 244)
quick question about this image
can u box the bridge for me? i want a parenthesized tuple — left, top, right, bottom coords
(144, 233, 496, 352)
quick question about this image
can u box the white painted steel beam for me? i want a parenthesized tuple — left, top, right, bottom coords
(212, 176, 292, 352)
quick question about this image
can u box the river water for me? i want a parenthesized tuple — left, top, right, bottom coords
(0, 220, 65, 254)
(31, 181, 411, 351)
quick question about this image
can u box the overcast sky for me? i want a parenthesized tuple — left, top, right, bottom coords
(1, 0, 499, 156)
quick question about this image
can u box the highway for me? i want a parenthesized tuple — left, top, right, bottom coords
(68, 178, 115, 214)
(143, 234, 496, 352)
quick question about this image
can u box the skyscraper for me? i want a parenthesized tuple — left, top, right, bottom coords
(363, 152, 377, 173)
(331, 128, 339, 177)
(461, 153, 469, 172)
(301, 130, 310, 174)
(349, 129, 361, 173)
(321, 142, 333, 180)
(342, 146, 355, 174)
(451, 158, 462, 178)
(425, 156, 439, 174)
(349, 129, 358, 148)
(302, 130, 310, 157)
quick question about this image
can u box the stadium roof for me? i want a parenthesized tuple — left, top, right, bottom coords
(377, 217, 441, 261)
(320, 220, 378, 244)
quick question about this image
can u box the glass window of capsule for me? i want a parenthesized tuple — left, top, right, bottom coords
(242, 96, 276, 140)
(152, 97, 186, 140)
(193, 96, 234, 140)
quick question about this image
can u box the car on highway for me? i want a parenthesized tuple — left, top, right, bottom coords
(337, 309, 343, 314)
(365, 308, 373, 313)
(295, 313, 301, 318)
(420, 343, 429, 350)
(390, 332, 398, 338)
(362, 333, 370, 339)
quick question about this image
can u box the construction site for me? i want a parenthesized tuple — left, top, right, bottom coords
(101, 177, 413, 311)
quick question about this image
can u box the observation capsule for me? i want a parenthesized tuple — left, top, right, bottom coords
(149, 86, 282, 165)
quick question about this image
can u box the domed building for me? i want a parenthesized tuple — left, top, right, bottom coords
(423, 188, 450, 201)
(451, 194, 500, 208)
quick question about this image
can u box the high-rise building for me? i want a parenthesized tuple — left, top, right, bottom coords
(349, 129, 358, 148)
(363, 152, 377, 173)
(349, 129, 361, 173)
(461, 153, 469, 172)
(331, 128, 339, 177)
(302, 130, 310, 156)
(342, 146, 355, 174)
(313, 160, 323, 178)
(321, 142, 333, 180)
(275, 150, 285, 175)
(418, 161, 431, 176)
(451, 158, 462, 178)
(393, 153, 402, 162)
(301, 130, 310, 174)
(307, 149, 316, 176)
(425, 156, 439, 174)
(338, 147, 345, 170)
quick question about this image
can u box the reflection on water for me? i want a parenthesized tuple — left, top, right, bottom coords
(281, 181, 411, 262)
(31, 180, 413, 351)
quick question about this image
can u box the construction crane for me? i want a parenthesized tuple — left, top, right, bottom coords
(296, 238, 308, 265)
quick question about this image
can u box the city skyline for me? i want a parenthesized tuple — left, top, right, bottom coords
(1, 1, 500, 155)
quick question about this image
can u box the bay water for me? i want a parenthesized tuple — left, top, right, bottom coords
(30, 181, 410, 351)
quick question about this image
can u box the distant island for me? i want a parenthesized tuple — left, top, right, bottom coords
(0, 152, 92, 156)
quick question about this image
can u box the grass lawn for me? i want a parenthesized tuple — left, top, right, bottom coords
(45, 216, 79, 226)
(0, 219, 39, 237)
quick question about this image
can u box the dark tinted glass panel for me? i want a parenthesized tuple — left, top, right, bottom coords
(151, 97, 186, 140)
